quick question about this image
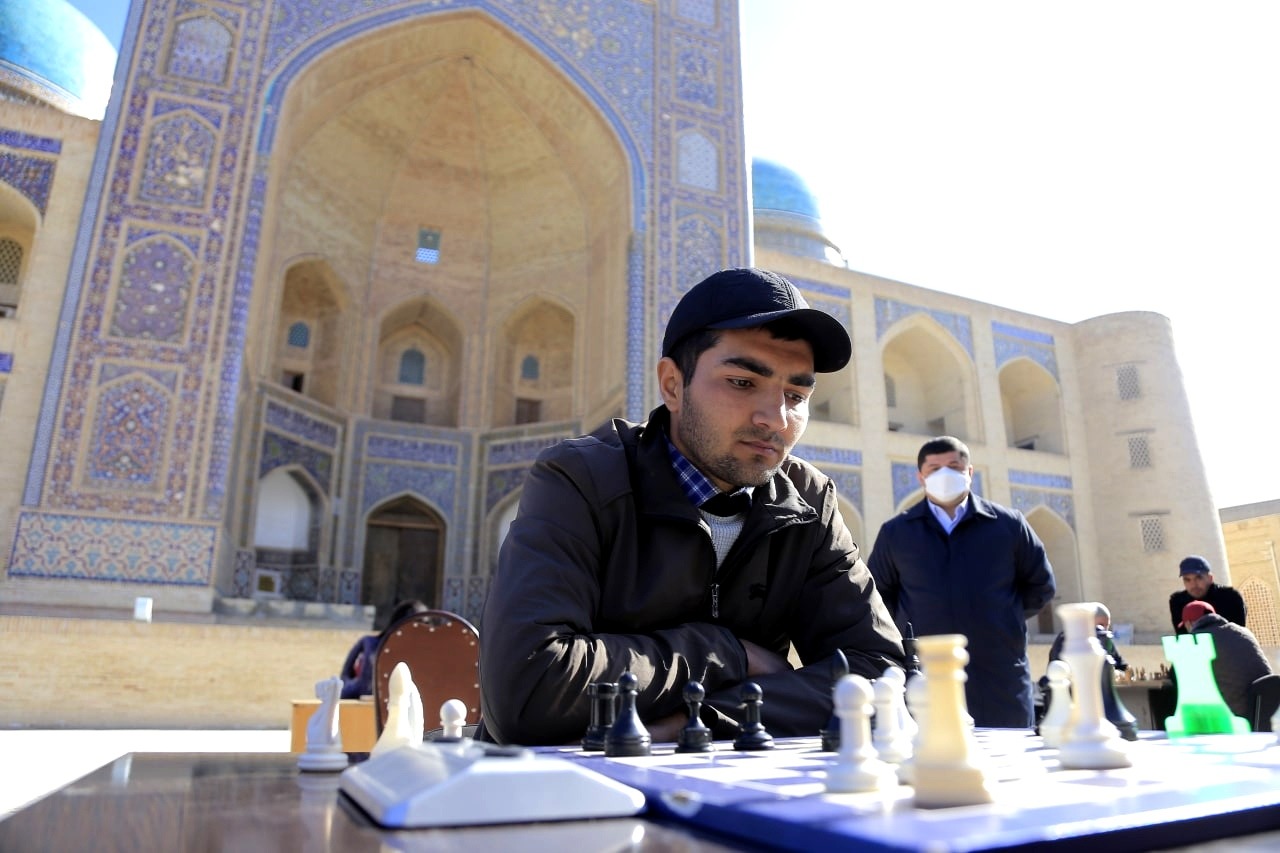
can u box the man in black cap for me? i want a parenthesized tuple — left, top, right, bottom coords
(1168, 555, 1247, 635)
(480, 268, 905, 745)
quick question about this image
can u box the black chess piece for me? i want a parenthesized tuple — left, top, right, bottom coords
(582, 682, 617, 751)
(733, 682, 774, 751)
(902, 621, 922, 675)
(604, 672, 651, 757)
(821, 649, 849, 751)
(1097, 626, 1139, 741)
(676, 680, 714, 753)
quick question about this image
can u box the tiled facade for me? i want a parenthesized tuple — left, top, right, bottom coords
(0, 0, 1236, 639)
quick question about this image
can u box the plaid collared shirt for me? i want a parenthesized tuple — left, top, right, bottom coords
(664, 433, 753, 509)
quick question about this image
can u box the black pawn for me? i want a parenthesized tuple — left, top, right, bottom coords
(821, 649, 849, 751)
(676, 681, 714, 753)
(902, 621, 922, 675)
(1098, 627, 1139, 741)
(733, 682, 774, 751)
(604, 672, 651, 757)
(582, 682, 617, 751)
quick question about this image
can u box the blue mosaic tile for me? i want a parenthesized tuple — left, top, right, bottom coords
(166, 14, 234, 85)
(0, 128, 63, 154)
(1012, 487, 1076, 530)
(260, 431, 334, 493)
(86, 378, 171, 491)
(7, 511, 216, 585)
(992, 321, 1059, 380)
(794, 445, 862, 467)
(1009, 469, 1072, 490)
(367, 434, 460, 466)
(486, 436, 562, 466)
(874, 297, 974, 359)
(264, 399, 340, 448)
(0, 353, 12, 373)
(361, 462, 457, 518)
(0, 151, 57, 216)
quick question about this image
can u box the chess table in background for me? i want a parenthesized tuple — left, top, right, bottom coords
(542, 730, 1280, 852)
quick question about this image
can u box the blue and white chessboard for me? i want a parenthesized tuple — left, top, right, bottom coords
(539, 730, 1280, 852)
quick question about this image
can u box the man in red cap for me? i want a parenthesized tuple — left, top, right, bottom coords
(1182, 600, 1273, 720)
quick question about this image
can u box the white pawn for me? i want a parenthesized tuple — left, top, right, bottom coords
(873, 666, 913, 765)
(371, 662, 424, 756)
(440, 698, 468, 739)
(897, 672, 928, 785)
(826, 674, 895, 793)
(298, 675, 348, 771)
(1039, 660, 1072, 748)
(1057, 603, 1131, 769)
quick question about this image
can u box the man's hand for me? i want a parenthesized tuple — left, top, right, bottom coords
(741, 638, 791, 676)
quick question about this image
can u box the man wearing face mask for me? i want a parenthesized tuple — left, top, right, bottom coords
(867, 436, 1056, 728)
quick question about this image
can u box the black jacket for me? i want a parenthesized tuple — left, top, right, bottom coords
(1169, 585, 1247, 634)
(479, 407, 905, 745)
(867, 494, 1056, 728)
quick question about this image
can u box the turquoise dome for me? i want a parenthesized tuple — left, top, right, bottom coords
(751, 158, 822, 221)
(0, 0, 117, 118)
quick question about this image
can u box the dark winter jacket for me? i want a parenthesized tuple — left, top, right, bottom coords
(1188, 613, 1273, 719)
(866, 494, 1056, 728)
(479, 407, 906, 745)
(1169, 585, 1247, 634)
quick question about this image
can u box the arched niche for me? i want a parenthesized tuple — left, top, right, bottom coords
(374, 298, 463, 426)
(881, 316, 980, 441)
(1026, 505, 1079, 635)
(258, 11, 633, 431)
(492, 297, 575, 427)
(272, 257, 348, 407)
(999, 357, 1066, 454)
(252, 466, 325, 600)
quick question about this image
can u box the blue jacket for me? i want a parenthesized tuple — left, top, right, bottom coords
(867, 494, 1056, 728)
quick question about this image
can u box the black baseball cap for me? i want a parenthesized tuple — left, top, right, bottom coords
(661, 268, 852, 372)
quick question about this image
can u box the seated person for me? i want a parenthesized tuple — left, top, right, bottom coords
(479, 268, 906, 745)
(1036, 603, 1126, 720)
(340, 599, 428, 699)
(1182, 600, 1273, 720)
(1169, 555, 1246, 634)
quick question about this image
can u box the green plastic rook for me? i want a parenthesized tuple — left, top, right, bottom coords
(1161, 633, 1249, 737)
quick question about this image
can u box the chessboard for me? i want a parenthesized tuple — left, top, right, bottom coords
(538, 729, 1280, 852)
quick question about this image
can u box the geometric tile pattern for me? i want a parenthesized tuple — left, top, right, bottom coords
(86, 376, 171, 491)
(167, 15, 234, 85)
(7, 511, 216, 585)
(259, 431, 333, 493)
(263, 399, 340, 449)
(139, 110, 217, 208)
(874, 296, 975, 359)
(1012, 487, 1076, 531)
(110, 236, 194, 341)
(0, 150, 58, 216)
(992, 321, 1059, 380)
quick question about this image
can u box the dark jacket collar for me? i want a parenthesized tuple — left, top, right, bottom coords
(631, 406, 814, 527)
(906, 492, 997, 527)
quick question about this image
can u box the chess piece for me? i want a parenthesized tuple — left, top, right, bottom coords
(897, 669, 928, 785)
(825, 674, 895, 793)
(1057, 603, 1132, 769)
(1038, 659, 1072, 748)
(873, 666, 913, 765)
(298, 676, 348, 771)
(1098, 626, 1139, 741)
(821, 649, 850, 751)
(372, 662, 424, 756)
(1162, 632, 1249, 736)
(902, 621, 922, 675)
(582, 682, 617, 751)
(604, 672, 651, 757)
(911, 634, 995, 807)
(733, 682, 774, 750)
(438, 698, 468, 740)
(676, 681, 714, 753)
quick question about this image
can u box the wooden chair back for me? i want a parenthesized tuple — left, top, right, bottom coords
(372, 609, 481, 736)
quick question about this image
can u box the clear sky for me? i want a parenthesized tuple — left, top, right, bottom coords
(67, 0, 1278, 510)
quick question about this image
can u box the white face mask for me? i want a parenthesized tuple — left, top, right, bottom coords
(924, 467, 971, 504)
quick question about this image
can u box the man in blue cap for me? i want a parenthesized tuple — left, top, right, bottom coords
(480, 268, 905, 745)
(1169, 555, 1246, 634)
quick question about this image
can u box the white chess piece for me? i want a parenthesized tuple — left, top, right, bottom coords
(873, 666, 913, 765)
(825, 674, 896, 793)
(1039, 659, 1072, 748)
(1057, 603, 1132, 769)
(897, 671, 928, 785)
(372, 662, 424, 756)
(298, 676, 348, 771)
(911, 634, 994, 807)
(440, 698, 468, 739)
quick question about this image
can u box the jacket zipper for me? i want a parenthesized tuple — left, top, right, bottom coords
(711, 583, 720, 619)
